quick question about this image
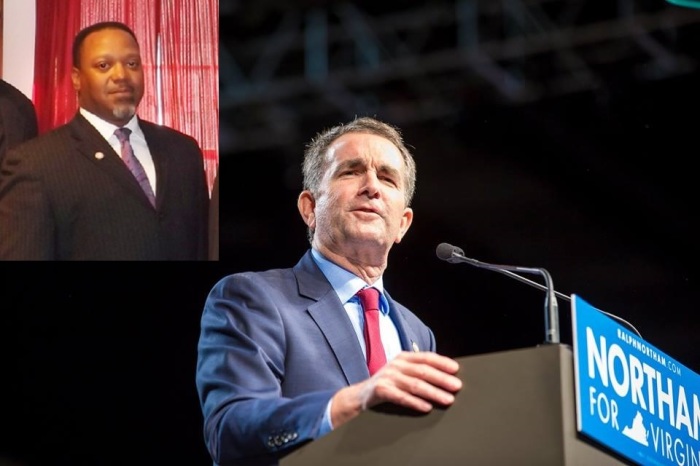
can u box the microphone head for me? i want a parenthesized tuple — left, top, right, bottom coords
(436, 243, 464, 262)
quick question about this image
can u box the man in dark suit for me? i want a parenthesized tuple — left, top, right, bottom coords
(0, 78, 38, 165)
(196, 117, 462, 466)
(0, 21, 208, 260)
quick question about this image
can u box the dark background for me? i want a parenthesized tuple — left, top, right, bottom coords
(3, 1, 700, 465)
(218, 0, 700, 371)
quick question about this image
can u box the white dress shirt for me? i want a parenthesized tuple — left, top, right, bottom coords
(79, 108, 157, 194)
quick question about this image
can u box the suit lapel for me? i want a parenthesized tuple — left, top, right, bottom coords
(385, 291, 422, 353)
(307, 295, 370, 384)
(69, 114, 155, 209)
(295, 252, 370, 384)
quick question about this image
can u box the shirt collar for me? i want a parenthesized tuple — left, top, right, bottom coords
(79, 108, 143, 142)
(310, 248, 387, 308)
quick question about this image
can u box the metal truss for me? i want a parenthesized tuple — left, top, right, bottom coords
(219, 0, 700, 153)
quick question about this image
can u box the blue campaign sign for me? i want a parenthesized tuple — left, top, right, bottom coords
(571, 295, 700, 466)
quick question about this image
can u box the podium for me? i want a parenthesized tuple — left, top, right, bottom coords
(282, 344, 631, 466)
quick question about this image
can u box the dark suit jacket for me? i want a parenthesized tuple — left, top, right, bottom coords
(195, 250, 437, 466)
(0, 79, 38, 165)
(0, 113, 208, 260)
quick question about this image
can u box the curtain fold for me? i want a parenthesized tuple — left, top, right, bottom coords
(33, 0, 219, 193)
(33, 0, 81, 134)
(159, 0, 219, 192)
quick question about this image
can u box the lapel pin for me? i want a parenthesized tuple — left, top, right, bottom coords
(95, 151, 105, 160)
(412, 341, 420, 352)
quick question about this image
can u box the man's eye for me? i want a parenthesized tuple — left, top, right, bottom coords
(97, 63, 110, 70)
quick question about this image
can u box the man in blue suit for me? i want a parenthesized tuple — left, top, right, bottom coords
(196, 117, 462, 466)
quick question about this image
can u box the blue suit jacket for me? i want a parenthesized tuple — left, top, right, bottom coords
(195, 250, 437, 466)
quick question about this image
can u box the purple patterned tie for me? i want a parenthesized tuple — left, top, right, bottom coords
(114, 127, 156, 207)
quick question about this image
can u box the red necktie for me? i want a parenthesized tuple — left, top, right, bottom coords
(114, 127, 156, 207)
(357, 287, 387, 375)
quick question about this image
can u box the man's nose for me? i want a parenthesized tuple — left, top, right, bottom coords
(111, 63, 127, 80)
(361, 172, 381, 197)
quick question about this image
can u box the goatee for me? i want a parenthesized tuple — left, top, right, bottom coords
(113, 104, 136, 121)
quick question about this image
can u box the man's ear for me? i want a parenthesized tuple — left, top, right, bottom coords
(71, 67, 81, 92)
(297, 190, 316, 229)
(395, 207, 413, 244)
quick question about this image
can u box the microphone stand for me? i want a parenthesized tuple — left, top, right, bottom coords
(437, 242, 643, 340)
(539, 268, 560, 345)
(456, 254, 560, 344)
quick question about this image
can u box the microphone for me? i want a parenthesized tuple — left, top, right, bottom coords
(436, 242, 561, 344)
(436, 243, 567, 297)
(436, 242, 642, 341)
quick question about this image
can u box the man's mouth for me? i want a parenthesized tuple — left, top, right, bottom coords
(354, 207, 381, 216)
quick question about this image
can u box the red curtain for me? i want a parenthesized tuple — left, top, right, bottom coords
(33, 0, 219, 193)
(33, 0, 81, 135)
(159, 2, 219, 192)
